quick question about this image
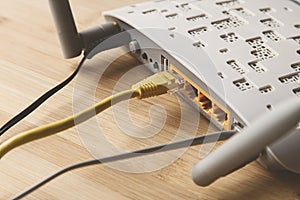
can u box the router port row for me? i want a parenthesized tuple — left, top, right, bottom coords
(170, 64, 230, 130)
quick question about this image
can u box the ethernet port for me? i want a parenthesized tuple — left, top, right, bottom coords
(212, 105, 228, 123)
(184, 81, 198, 99)
(198, 92, 212, 111)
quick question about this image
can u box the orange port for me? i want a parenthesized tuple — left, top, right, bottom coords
(170, 64, 231, 130)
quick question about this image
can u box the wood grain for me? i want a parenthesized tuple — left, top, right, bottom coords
(0, 0, 299, 199)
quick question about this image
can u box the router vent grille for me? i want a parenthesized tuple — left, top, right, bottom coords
(233, 78, 254, 91)
(259, 7, 273, 13)
(293, 87, 300, 96)
(291, 62, 300, 72)
(227, 60, 246, 74)
(188, 27, 208, 36)
(246, 37, 276, 61)
(220, 32, 239, 42)
(251, 47, 276, 61)
(230, 7, 253, 16)
(193, 41, 206, 48)
(216, 0, 241, 8)
(142, 9, 158, 14)
(166, 13, 179, 19)
(113, 0, 300, 120)
(279, 72, 300, 84)
(212, 16, 244, 30)
(260, 18, 281, 28)
(176, 3, 192, 11)
(248, 61, 266, 73)
(263, 30, 282, 42)
(290, 36, 300, 44)
(259, 85, 274, 94)
(187, 14, 208, 21)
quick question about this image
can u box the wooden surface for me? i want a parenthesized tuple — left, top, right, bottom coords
(0, 0, 300, 199)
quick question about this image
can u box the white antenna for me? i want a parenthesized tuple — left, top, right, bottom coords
(48, 0, 120, 58)
(192, 98, 300, 186)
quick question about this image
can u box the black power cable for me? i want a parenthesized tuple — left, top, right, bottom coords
(0, 56, 86, 136)
(12, 130, 236, 200)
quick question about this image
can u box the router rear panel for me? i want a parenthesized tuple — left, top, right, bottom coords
(105, 0, 300, 172)
(105, 0, 300, 128)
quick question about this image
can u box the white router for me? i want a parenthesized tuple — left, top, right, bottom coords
(49, 0, 300, 185)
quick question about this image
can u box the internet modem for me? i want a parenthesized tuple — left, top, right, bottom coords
(49, 0, 300, 185)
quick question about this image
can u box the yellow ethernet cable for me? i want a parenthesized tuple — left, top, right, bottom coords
(0, 71, 179, 159)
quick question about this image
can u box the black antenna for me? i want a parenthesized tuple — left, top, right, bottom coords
(48, 0, 121, 58)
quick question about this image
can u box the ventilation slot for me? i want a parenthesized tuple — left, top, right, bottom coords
(290, 36, 300, 44)
(291, 62, 300, 72)
(188, 27, 208, 36)
(260, 18, 281, 28)
(259, 8, 273, 13)
(248, 61, 266, 73)
(246, 37, 264, 47)
(246, 37, 276, 61)
(219, 48, 229, 54)
(217, 72, 226, 79)
(166, 13, 178, 19)
(259, 85, 274, 94)
(251, 47, 276, 61)
(230, 7, 253, 16)
(142, 9, 158, 14)
(187, 14, 208, 21)
(176, 3, 191, 11)
(293, 87, 300, 97)
(279, 72, 300, 84)
(216, 0, 240, 7)
(227, 60, 246, 74)
(263, 30, 282, 42)
(220, 32, 239, 42)
(193, 41, 206, 48)
(233, 78, 254, 91)
(212, 16, 244, 30)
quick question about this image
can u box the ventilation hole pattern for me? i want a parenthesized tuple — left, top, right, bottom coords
(259, 85, 274, 94)
(251, 46, 276, 61)
(220, 32, 239, 42)
(216, 0, 241, 8)
(293, 87, 300, 96)
(248, 61, 266, 73)
(176, 3, 192, 11)
(279, 72, 300, 84)
(193, 41, 206, 48)
(230, 7, 253, 16)
(246, 37, 276, 61)
(260, 18, 281, 28)
(227, 60, 246, 74)
(290, 36, 300, 44)
(291, 62, 300, 72)
(166, 13, 179, 19)
(187, 14, 208, 21)
(212, 16, 244, 30)
(188, 27, 208, 36)
(233, 78, 254, 91)
(246, 37, 264, 47)
(259, 8, 273, 13)
(142, 9, 158, 14)
(263, 30, 282, 42)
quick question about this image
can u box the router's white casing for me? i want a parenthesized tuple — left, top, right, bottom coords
(103, 0, 300, 173)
